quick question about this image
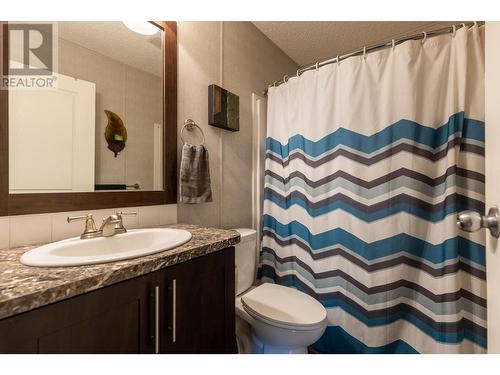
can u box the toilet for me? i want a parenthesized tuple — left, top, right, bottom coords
(234, 228, 327, 354)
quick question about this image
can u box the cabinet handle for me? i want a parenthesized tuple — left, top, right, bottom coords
(155, 285, 160, 353)
(172, 279, 177, 343)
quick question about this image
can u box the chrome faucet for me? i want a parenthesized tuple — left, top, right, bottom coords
(67, 211, 137, 239)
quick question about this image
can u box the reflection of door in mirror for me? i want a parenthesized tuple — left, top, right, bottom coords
(8, 21, 164, 194)
(9, 74, 96, 193)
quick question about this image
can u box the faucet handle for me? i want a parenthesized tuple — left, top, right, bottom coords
(67, 214, 100, 239)
(67, 213, 92, 223)
(114, 211, 137, 234)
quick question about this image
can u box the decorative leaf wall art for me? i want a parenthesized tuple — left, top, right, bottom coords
(104, 110, 128, 157)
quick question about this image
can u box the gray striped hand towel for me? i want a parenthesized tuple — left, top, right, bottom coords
(179, 144, 213, 203)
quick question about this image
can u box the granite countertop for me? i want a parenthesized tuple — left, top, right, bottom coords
(0, 224, 240, 320)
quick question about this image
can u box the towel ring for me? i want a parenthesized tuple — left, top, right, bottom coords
(181, 119, 205, 145)
(421, 31, 427, 45)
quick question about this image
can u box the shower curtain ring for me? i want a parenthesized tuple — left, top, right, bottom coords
(296, 69, 301, 77)
(421, 31, 427, 44)
(315, 62, 319, 71)
(363, 46, 367, 60)
(392, 39, 395, 50)
(462, 23, 467, 30)
(336, 55, 340, 67)
(283, 75, 289, 83)
(452, 25, 456, 37)
(474, 21, 478, 28)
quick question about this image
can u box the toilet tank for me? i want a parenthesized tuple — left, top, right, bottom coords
(234, 228, 257, 296)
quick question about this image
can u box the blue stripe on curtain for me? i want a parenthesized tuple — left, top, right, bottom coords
(267, 112, 484, 158)
(313, 326, 419, 354)
(262, 215, 486, 265)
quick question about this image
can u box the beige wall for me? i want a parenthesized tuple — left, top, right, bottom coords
(177, 22, 298, 229)
(59, 38, 162, 191)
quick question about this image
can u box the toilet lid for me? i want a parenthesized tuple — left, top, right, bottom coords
(241, 283, 326, 329)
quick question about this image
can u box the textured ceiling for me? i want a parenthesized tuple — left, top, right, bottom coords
(252, 21, 456, 67)
(58, 22, 163, 77)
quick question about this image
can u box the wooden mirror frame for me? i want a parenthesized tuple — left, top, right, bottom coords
(0, 21, 177, 216)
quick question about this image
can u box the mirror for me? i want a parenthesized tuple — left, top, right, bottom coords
(7, 21, 164, 194)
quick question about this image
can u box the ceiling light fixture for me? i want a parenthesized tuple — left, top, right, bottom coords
(122, 21, 159, 36)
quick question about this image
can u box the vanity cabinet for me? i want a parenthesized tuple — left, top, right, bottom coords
(0, 247, 236, 354)
(160, 248, 235, 354)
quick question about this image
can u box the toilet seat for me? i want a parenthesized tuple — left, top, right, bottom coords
(241, 283, 327, 331)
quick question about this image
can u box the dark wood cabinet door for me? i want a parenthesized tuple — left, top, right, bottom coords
(38, 298, 141, 353)
(0, 272, 159, 354)
(161, 247, 236, 354)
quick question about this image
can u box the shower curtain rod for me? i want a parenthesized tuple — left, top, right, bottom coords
(263, 21, 485, 96)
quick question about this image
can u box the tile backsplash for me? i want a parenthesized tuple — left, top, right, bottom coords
(0, 204, 177, 249)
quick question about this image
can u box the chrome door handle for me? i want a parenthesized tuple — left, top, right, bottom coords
(172, 279, 177, 343)
(457, 206, 499, 238)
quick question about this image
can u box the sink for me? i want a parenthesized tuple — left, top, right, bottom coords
(20, 228, 192, 267)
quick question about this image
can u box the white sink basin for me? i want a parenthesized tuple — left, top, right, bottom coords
(20, 228, 192, 267)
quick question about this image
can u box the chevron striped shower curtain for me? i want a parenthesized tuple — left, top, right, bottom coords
(259, 25, 486, 354)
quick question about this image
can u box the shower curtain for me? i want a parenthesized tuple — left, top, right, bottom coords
(259, 25, 486, 354)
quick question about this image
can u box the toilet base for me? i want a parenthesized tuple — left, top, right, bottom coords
(236, 314, 264, 353)
(236, 315, 309, 354)
(262, 345, 308, 354)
